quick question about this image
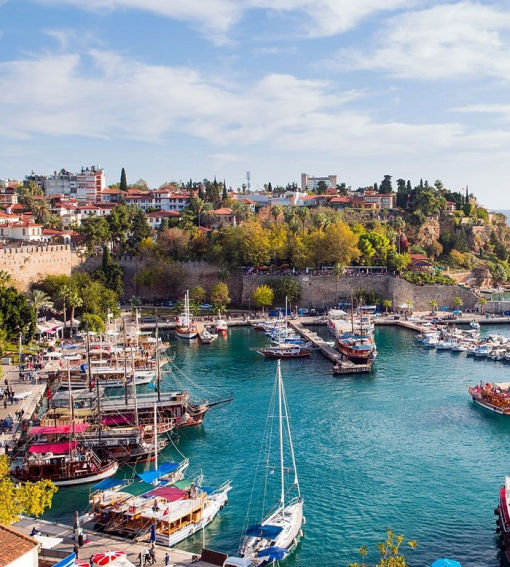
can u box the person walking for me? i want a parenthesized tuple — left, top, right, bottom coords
(164, 552, 170, 566)
(73, 544, 79, 559)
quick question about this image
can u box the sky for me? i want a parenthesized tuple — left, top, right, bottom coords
(1, 1, 510, 207)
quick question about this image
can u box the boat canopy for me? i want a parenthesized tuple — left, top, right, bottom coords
(137, 462, 178, 484)
(245, 524, 283, 539)
(101, 414, 134, 426)
(145, 486, 188, 502)
(29, 423, 89, 435)
(122, 482, 155, 497)
(92, 477, 126, 491)
(28, 441, 77, 454)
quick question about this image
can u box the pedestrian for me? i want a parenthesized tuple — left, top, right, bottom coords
(90, 555, 94, 567)
(138, 551, 143, 567)
(3, 398, 7, 410)
(73, 544, 79, 559)
(164, 553, 170, 567)
(77, 527, 84, 547)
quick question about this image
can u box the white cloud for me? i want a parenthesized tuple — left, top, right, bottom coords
(331, 2, 510, 80)
(454, 104, 510, 121)
(34, 0, 414, 41)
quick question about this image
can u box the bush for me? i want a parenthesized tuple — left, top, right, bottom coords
(402, 272, 455, 285)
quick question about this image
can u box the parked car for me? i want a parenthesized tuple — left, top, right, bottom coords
(141, 316, 156, 323)
(200, 304, 213, 309)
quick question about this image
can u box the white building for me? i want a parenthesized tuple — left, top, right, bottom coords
(146, 209, 180, 228)
(46, 166, 105, 201)
(0, 222, 43, 241)
(300, 173, 337, 192)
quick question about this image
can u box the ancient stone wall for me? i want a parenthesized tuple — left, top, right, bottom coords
(0, 245, 82, 291)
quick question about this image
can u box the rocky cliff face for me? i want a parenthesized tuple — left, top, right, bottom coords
(413, 218, 440, 248)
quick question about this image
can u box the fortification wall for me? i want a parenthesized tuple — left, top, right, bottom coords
(241, 273, 478, 311)
(0, 245, 82, 291)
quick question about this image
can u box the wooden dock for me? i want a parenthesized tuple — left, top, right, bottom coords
(288, 321, 373, 374)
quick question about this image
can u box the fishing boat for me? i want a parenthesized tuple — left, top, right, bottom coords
(474, 345, 491, 358)
(470, 320, 481, 329)
(199, 328, 217, 344)
(468, 381, 510, 415)
(176, 290, 198, 339)
(237, 360, 304, 566)
(496, 477, 510, 562)
(215, 311, 228, 335)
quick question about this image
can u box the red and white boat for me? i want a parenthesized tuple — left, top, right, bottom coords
(215, 311, 228, 335)
(468, 382, 510, 415)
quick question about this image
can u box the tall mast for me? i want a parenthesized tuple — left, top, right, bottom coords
(130, 346, 139, 428)
(277, 360, 285, 518)
(350, 290, 354, 334)
(153, 403, 158, 471)
(281, 374, 300, 498)
(123, 319, 128, 406)
(156, 309, 161, 403)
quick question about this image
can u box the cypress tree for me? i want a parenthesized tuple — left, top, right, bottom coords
(222, 179, 228, 201)
(120, 168, 127, 192)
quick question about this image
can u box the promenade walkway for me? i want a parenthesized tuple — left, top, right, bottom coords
(14, 516, 220, 567)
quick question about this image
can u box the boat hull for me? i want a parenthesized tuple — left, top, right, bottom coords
(175, 328, 198, 339)
(12, 460, 119, 487)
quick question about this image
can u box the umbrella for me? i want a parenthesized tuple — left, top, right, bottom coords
(92, 551, 126, 566)
(150, 523, 156, 542)
(431, 560, 462, 567)
(257, 547, 289, 561)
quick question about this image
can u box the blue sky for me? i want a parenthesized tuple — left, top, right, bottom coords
(2, 1, 510, 207)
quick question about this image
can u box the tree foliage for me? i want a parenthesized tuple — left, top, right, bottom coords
(252, 285, 274, 312)
(266, 277, 301, 304)
(349, 529, 417, 567)
(0, 456, 57, 524)
(0, 286, 36, 340)
(210, 282, 230, 311)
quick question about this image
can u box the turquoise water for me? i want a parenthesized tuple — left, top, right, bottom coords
(44, 325, 510, 566)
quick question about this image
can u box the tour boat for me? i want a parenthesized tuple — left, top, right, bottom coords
(468, 381, 510, 415)
(253, 343, 312, 359)
(199, 328, 217, 344)
(496, 477, 510, 562)
(474, 345, 491, 358)
(215, 311, 228, 335)
(237, 361, 304, 566)
(176, 290, 198, 339)
(327, 309, 347, 337)
(336, 332, 377, 364)
(470, 320, 481, 329)
(12, 440, 118, 486)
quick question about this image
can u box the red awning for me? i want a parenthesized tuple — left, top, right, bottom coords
(29, 424, 89, 435)
(101, 414, 134, 426)
(146, 486, 188, 502)
(28, 441, 77, 454)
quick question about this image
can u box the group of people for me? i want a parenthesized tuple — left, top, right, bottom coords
(139, 542, 167, 566)
(1, 380, 16, 408)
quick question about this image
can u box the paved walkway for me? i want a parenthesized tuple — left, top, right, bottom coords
(0, 364, 47, 446)
(14, 516, 219, 567)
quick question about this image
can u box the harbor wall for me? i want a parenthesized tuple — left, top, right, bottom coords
(241, 273, 478, 311)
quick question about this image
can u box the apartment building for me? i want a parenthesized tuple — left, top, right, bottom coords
(300, 173, 337, 192)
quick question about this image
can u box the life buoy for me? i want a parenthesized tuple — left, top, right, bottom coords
(80, 455, 86, 462)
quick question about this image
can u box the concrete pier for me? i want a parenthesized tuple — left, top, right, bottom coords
(14, 516, 220, 567)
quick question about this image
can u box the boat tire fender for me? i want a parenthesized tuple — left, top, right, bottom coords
(220, 505, 224, 511)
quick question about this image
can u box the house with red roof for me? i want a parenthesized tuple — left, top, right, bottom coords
(0, 523, 39, 567)
(210, 207, 235, 228)
(146, 209, 180, 228)
(0, 221, 43, 241)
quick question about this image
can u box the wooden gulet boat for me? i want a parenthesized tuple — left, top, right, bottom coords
(468, 382, 510, 415)
(176, 290, 198, 339)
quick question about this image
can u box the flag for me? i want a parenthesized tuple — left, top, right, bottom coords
(163, 507, 169, 516)
(46, 387, 52, 400)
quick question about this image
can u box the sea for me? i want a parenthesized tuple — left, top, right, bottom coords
(44, 324, 510, 566)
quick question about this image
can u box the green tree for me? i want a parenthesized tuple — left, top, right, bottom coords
(67, 290, 83, 336)
(80, 313, 106, 334)
(0, 455, 57, 524)
(382, 299, 392, 313)
(270, 205, 284, 223)
(0, 286, 36, 340)
(463, 202, 474, 217)
(95, 247, 124, 296)
(129, 208, 152, 252)
(28, 290, 53, 320)
(266, 277, 301, 304)
(479, 296, 487, 313)
(429, 299, 438, 313)
(453, 296, 463, 309)
(58, 284, 71, 330)
(79, 216, 111, 255)
(210, 282, 230, 312)
(120, 167, 128, 192)
(107, 204, 131, 251)
(0, 271, 11, 287)
(296, 206, 310, 234)
(349, 529, 417, 567)
(190, 285, 206, 305)
(316, 180, 328, 194)
(253, 285, 274, 314)
(379, 174, 393, 194)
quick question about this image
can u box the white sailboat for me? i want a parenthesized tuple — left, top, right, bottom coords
(237, 360, 304, 566)
(176, 290, 198, 339)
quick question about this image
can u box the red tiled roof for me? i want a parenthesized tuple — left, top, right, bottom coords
(42, 229, 64, 235)
(298, 195, 317, 201)
(101, 188, 122, 194)
(330, 196, 352, 204)
(214, 207, 233, 215)
(0, 524, 38, 567)
(146, 210, 180, 217)
(198, 226, 211, 233)
(168, 193, 190, 199)
(78, 204, 100, 210)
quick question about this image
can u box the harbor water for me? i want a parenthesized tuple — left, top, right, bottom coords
(44, 324, 510, 566)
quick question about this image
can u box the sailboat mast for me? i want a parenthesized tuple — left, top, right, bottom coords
(156, 309, 161, 403)
(123, 319, 128, 406)
(153, 403, 158, 471)
(281, 378, 301, 498)
(277, 360, 285, 518)
(350, 290, 354, 334)
(130, 346, 139, 428)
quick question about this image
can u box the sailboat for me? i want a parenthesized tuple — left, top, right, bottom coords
(215, 310, 228, 335)
(176, 290, 198, 339)
(238, 360, 304, 566)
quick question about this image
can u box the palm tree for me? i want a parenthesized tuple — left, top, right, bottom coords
(67, 291, 83, 336)
(270, 204, 284, 223)
(429, 299, 438, 313)
(382, 299, 392, 314)
(283, 206, 296, 225)
(28, 290, 53, 320)
(58, 284, 71, 330)
(45, 214, 63, 230)
(31, 200, 50, 224)
(191, 197, 205, 228)
(296, 206, 310, 234)
(201, 203, 217, 228)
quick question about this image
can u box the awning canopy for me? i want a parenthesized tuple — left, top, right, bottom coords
(145, 486, 188, 502)
(137, 462, 178, 484)
(122, 482, 154, 497)
(28, 441, 77, 454)
(245, 524, 283, 539)
(92, 477, 126, 491)
(29, 423, 89, 435)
